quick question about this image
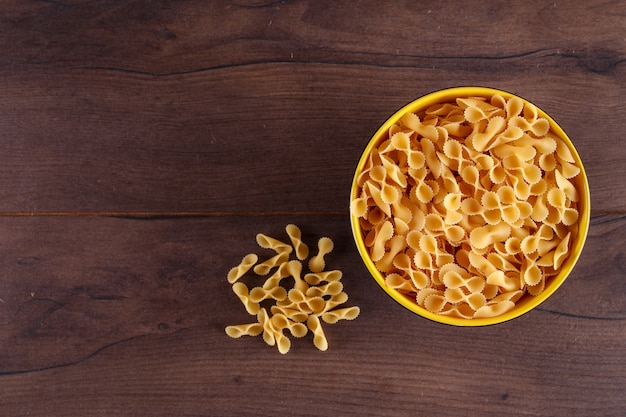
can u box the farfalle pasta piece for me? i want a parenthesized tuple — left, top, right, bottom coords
(424, 293, 448, 313)
(391, 131, 426, 170)
(503, 155, 542, 185)
(257, 308, 276, 346)
(288, 289, 326, 315)
(394, 253, 430, 289)
(375, 235, 406, 272)
(401, 112, 439, 141)
(469, 223, 511, 250)
(262, 262, 291, 290)
(249, 285, 287, 303)
(554, 170, 579, 203)
(385, 272, 417, 292)
(226, 226, 359, 352)
(321, 307, 361, 324)
(441, 139, 472, 172)
(227, 253, 259, 284)
(365, 181, 392, 217)
(306, 281, 343, 298)
(225, 323, 263, 338)
(231, 282, 260, 315)
(469, 115, 507, 152)
(253, 251, 290, 276)
(486, 270, 520, 292)
(321, 292, 350, 313)
(420, 137, 442, 178)
(370, 220, 394, 262)
(381, 153, 409, 188)
(283, 260, 308, 292)
(270, 305, 309, 323)
(473, 301, 516, 318)
(520, 224, 554, 254)
(509, 115, 550, 138)
(418, 234, 454, 267)
(370, 163, 402, 204)
(309, 237, 335, 273)
(256, 233, 293, 254)
(307, 314, 328, 351)
(492, 142, 537, 161)
(443, 193, 464, 225)
(285, 224, 309, 260)
(547, 188, 579, 226)
(304, 270, 342, 285)
(458, 97, 504, 122)
(271, 313, 308, 338)
(444, 288, 487, 311)
(553, 232, 571, 270)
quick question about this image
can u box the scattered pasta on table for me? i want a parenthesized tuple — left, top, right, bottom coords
(225, 224, 360, 353)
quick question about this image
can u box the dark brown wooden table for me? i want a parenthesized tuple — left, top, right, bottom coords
(0, 1, 624, 416)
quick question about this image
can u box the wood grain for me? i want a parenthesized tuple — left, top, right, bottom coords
(0, 215, 624, 416)
(0, 1, 624, 416)
(0, 1, 624, 213)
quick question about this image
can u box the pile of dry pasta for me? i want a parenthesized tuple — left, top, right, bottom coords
(225, 224, 360, 353)
(351, 94, 581, 319)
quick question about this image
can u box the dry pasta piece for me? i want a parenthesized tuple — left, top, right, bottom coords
(469, 223, 511, 250)
(351, 93, 583, 319)
(424, 293, 448, 313)
(271, 305, 309, 323)
(321, 307, 361, 324)
(307, 314, 328, 351)
(225, 323, 263, 338)
(284, 260, 308, 292)
(486, 270, 520, 292)
(253, 251, 290, 276)
(306, 281, 343, 298)
(288, 288, 326, 315)
(304, 270, 343, 285)
(271, 313, 308, 338)
(256, 233, 293, 254)
(386, 272, 417, 292)
(401, 112, 439, 141)
(272, 326, 292, 355)
(227, 253, 258, 284)
(375, 234, 406, 272)
(231, 282, 260, 315)
(226, 225, 359, 352)
(521, 257, 543, 287)
(262, 262, 291, 290)
(474, 301, 516, 318)
(554, 169, 579, 203)
(322, 294, 350, 315)
(285, 224, 309, 260)
(249, 285, 287, 303)
(553, 232, 571, 270)
(309, 237, 334, 273)
(257, 308, 276, 346)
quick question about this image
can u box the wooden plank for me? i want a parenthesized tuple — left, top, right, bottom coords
(0, 1, 623, 213)
(1, 318, 624, 417)
(0, 214, 623, 416)
(0, 63, 623, 214)
(1, 1, 624, 74)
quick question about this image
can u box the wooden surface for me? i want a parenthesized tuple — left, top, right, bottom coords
(0, 1, 624, 416)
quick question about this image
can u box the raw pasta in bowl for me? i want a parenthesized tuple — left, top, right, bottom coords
(350, 87, 590, 326)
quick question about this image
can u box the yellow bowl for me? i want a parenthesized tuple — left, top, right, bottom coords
(350, 86, 590, 326)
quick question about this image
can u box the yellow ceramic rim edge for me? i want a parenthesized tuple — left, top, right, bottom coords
(350, 86, 590, 326)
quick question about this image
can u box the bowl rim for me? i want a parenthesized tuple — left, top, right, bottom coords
(349, 86, 591, 326)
